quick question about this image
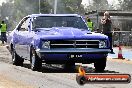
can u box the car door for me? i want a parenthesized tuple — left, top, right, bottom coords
(15, 17, 32, 59)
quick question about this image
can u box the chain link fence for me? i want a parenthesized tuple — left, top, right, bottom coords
(112, 31, 132, 47)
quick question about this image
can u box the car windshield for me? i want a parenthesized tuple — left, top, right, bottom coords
(32, 16, 88, 30)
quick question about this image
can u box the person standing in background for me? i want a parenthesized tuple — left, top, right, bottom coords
(101, 11, 114, 54)
(0, 21, 7, 44)
(87, 17, 94, 31)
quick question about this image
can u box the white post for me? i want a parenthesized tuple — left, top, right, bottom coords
(54, 0, 57, 14)
(39, 0, 41, 13)
(96, 0, 99, 29)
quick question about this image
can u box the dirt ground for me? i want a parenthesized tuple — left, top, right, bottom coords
(0, 73, 33, 88)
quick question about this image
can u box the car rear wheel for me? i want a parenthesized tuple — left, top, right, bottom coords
(12, 49, 24, 66)
(94, 57, 107, 72)
(30, 50, 42, 71)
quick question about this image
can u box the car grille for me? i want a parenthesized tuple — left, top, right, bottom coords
(50, 40, 99, 48)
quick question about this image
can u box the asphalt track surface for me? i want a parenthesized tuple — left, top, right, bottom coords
(0, 45, 132, 88)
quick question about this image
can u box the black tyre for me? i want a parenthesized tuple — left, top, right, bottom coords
(12, 49, 24, 66)
(30, 49, 42, 71)
(94, 57, 107, 72)
(63, 62, 75, 71)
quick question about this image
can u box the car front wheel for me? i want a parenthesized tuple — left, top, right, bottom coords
(63, 62, 75, 71)
(94, 57, 107, 72)
(30, 49, 42, 71)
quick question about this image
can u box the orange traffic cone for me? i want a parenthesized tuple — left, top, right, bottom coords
(118, 46, 124, 59)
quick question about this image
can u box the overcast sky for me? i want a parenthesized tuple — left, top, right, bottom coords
(0, 0, 6, 6)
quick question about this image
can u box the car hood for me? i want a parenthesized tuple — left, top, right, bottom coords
(34, 27, 108, 40)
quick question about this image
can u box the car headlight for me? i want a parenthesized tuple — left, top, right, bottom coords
(42, 41, 50, 49)
(99, 41, 106, 48)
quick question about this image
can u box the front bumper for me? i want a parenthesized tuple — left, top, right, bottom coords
(36, 48, 111, 54)
(35, 48, 110, 63)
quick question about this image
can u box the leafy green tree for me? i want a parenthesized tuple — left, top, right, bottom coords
(0, 0, 84, 30)
(0, 0, 52, 30)
(85, 0, 109, 12)
(119, 0, 132, 11)
(40, 0, 52, 13)
(47, 0, 84, 14)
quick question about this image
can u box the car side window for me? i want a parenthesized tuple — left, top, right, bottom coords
(18, 18, 31, 31)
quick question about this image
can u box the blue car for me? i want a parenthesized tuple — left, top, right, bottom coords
(7, 14, 110, 71)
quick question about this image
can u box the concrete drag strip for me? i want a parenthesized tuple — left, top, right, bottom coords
(0, 73, 34, 88)
(0, 45, 132, 88)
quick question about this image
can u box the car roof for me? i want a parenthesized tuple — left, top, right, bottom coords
(27, 14, 81, 18)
